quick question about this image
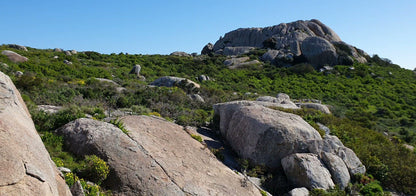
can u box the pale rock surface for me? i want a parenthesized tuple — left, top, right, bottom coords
(0, 71, 71, 195)
(288, 187, 309, 196)
(122, 115, 262, 195)
(170, 51, 191, 57)
(201, 43, 214, 55)
(8, 44, 28, 51)
(150, 76, 200, 89)
(38, 105, 63, 114)
(1, 50, 28, 63)
(223, 46, 255, 56)
(213, 101, 322, 169)
(321, 152, 350, 189)
(129, 64, 141, 77)
(301, 36, 338, 66)
(282, 153, 335, 190)
(299, 102, 331, 114)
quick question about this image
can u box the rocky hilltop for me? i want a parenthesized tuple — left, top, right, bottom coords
(203, 19, 368, 67)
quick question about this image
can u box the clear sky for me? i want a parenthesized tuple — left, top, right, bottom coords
(1, 0, 415, 69)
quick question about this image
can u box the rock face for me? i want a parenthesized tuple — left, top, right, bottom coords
(299, 102, 331, 114)
(1, 50, 28, 63)
(214, 98, 366, 191)
(170, 51, 191, 57)
(57, 117, 261, 195)
(213, 101, 322, 169)
(209, 19, 367, 66)
(282, 153, 335, 190)
(8, 44, 28, 51)
(288, 187, 309, 196)
(201, 43, 214, 55)
(0, 71, 71, 195)
(150, 76, 200, 89)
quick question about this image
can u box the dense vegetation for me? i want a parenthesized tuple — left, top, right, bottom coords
(1, 44, 416, 195)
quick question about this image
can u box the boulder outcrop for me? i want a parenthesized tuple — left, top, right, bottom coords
(57, 116, 261, 195)
(208, 19, 367, 66)
(282, 153, 335, 190)
(299, 102, 331, 114)
(1, 50, 28, 63)
(8, 44, 28, 51)
(201, 43, 214, 55)
(0, 71, 71, 195)
(170, 51, 191, 57)
(214, 98, 366, 191)
(213, 101, 322, 169)
(150, 76, 200, 89)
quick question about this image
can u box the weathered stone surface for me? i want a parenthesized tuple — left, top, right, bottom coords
(282, 153, 335, 190)
(189, 94, 205, 102)
(223, 46, 255, 56)
(56, 118, 184, 195)
(38, 105, 63, 114)
(95, 78, 119, 86)
(256, 94, 298, 109)
(150, 76, 200, 89)
(70, 50, 77, 55)
(301, 36, 338, 66)
(321, 152, 350, 189)
(63, 60, 72, 65)
(129, 64, 141, 77)
(70, 180, 85, 196)
(198, 74, 210, 82)
(213, 101, 322, 169)
(201, 43, 214, 55)
(64, 51, 72, 56)
(288, 187, 309, 196)
(170, 51, 191, 57)
(224, 57, 250, 66)
(209, 19, 367, 66)
(53, 48, 63, 52)
(8, 44, 28, 51)
(1, 50, 28, 63)
(0, 71, 71, 195)
(337, 147, 366, 176)
(299, 102, 331, 114)
(57, 116, 261, 195)
(121, 115, 261, 195)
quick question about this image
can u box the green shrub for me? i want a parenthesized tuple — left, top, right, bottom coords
(109, 118, 129, 134)
(191, 134, 203, 142)
(360, 182, 383, 196)
(79, 155, 109, 185)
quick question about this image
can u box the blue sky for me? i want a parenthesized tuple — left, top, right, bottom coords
(1, 0, 415, 69)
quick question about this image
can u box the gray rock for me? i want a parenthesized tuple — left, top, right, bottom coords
(57, 117, 262, 195)
(170, 51, 191, 57)
(229, 60, 261, 69)
(299, 102, 331, 114)
(129, 64, 141, 77)
(189, 94, 205, 102)
(223, 46, 255, 56)
(53, 56, 59, 59)
(8, 44, 28, 51)
(261, 50, 280, 62)
(58, 167, 71, 173)
(317, 122, 331, 135)
(213, 101, 322, 169)
(403, 144, 414, 152)
(0, 71, 71, 195)
(64, 51, 72, 56)
(321, 152, 350, 189)
(224, 57, 250, 66)
(15, 71, 24, 77)
(53, 48, 63, 52)
(38, 105, 63, 114)
(337, 147, 366, 176)
(63, 60, 72, 65)
(198, 74, 210, 82)
(256, 95, 298, 109)
(1, 50, 28, 63)
(301, 36, 338, 66)
(150, 76, 200, 89)
(288, 187, 309, 196)
(209, 19, 367, 66)
(282, 153, 334, 190)
(70, 50, 77, 55)
(201, 43, 214, 55)
(70, 180, 85, 196)
(1, 62, 8, 68)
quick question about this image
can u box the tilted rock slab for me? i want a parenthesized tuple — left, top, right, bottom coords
(57, 116, 261, 195)
(213, 101, 322, 169)
(1, 50, 28, 63)
(282, 153, 335, 190)
(0, 71, 71, 195)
